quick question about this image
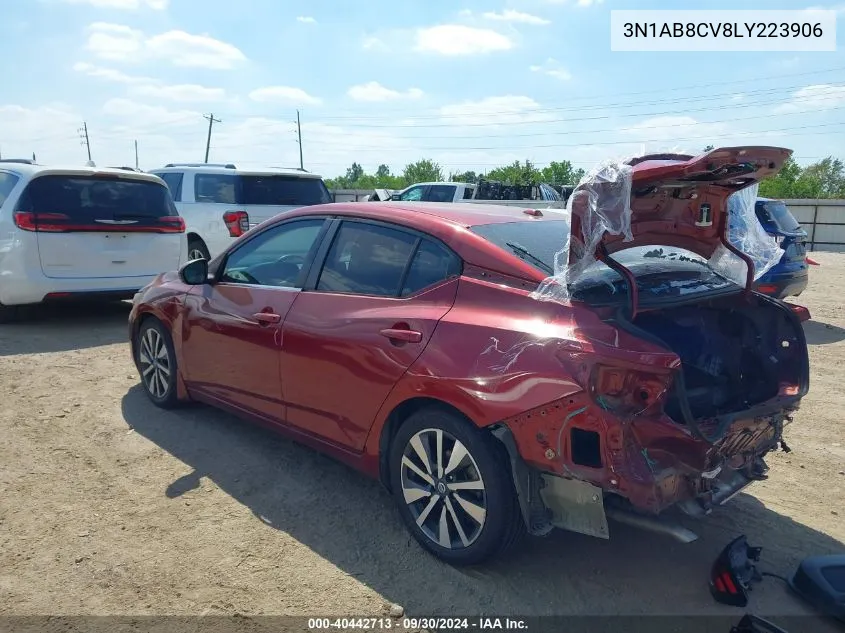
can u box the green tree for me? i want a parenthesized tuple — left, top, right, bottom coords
(540, 160, 584, 185)
(484, 160, 541, 185)
(403, 158, 443, 184)
(449, 170, 478, 184)
(801, 157, 845, 198)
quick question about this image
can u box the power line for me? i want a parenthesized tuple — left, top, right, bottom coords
(203, 113, 221, 164)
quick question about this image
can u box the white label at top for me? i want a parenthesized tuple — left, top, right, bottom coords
(610, 10, 837, 52)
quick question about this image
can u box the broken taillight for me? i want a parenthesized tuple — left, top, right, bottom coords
(223, 210, 250, 237)
(589, 364, 670, 415)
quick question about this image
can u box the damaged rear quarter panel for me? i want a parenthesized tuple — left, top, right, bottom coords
(370, 274, 700, 512)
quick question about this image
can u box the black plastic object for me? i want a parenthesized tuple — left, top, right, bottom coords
(710, 535, 764, 607)
(788, 554, 845, 622)
(730, 614, 789, 633)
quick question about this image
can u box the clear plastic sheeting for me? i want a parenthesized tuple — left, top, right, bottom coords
(709, 183, 782, 285)
(531, 158, 635, 304)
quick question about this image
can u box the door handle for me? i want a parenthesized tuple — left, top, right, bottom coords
(253, 312, 281, 325)
(379, 327, 422, 343)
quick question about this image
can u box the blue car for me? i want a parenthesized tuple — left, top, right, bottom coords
(752, 198, 809, 299)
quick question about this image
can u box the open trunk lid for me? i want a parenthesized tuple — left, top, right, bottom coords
(548, 146, 792, 316)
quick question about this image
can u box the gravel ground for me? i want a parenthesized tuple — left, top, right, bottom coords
(0, 253, 843, 631)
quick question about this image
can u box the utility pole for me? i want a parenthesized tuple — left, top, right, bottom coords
(203, 113, 221, 163)
(134, 140, 139, 170)
(296, 110, 304, 170)
(78, 122, 92, 162)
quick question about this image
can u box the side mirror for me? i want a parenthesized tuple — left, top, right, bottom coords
(390, 194, 401, 201)
(179, 258, 209, 285)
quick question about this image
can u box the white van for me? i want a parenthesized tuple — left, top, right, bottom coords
(0, 161, 186, 322)
(150, 163, 333, 260)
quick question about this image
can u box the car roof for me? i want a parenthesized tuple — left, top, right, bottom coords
(151, 164, 323, 179)
(406, 181, 472, 188)
(282, 201, 563, 283)
(0, 162, 166, 184)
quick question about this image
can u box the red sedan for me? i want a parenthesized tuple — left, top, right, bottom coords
(130, 147, 809, 565)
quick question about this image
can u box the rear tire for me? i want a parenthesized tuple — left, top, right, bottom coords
(188, 237, 210, 261)
(389, 407, 524, 565)
(135, 318, 179, 408)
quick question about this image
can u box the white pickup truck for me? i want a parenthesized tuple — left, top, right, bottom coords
(372, 181, 568, 208)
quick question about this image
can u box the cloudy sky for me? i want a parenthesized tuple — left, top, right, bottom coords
(1, 0, 843, 178)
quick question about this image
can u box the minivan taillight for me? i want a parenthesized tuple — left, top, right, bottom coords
(13, 212, 70, 232)
(223, 210, 250, 237)
(156, 216, 186, 233)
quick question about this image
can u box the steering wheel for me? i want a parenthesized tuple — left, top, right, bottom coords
(277, 254, 306, 265)
(224, 269, 259, 285)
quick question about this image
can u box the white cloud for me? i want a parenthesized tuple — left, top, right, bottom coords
(415, 25, 513, 55)
(347, 82, 423, 102)
(529, 58, 571, 81)
(805, 4, 845, 15)
(249, 86, 322, 106)
(774, 84, 845, 113)
(296, 16, 316, 24)
(84, 22, 247, 69)
(58, 0, 167, 9)
(362, 36, 387, 51)
(482, 9, 550, 25)
(439, 95, 551, 126)
(544, 0, 604, 5)
(620, 116, 730, 146)
(101, 98, 200, 126)
(73, 62, 225, 102)
(72, 61, 151, 83)
(131, 84, 226, 102)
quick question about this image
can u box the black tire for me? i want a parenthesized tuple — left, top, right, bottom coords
(187, 237, 210, 261)
(389, 407, 524, 565)
(135, 317, 180, 408)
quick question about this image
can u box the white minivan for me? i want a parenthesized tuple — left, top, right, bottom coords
(149, 163, 332, 260)
(0, 161, 186, 322)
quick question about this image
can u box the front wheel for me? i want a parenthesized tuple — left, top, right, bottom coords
(135, 318, 179, 408)
(389, 407, 524, 565)
(188, 237, 210, 262)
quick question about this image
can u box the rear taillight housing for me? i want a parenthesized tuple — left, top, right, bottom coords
(156, 216, 186, 233)
(14, 211, 185, 233)
(590, 364, 671, 415)
(13, 212, 70, 232)
(223, 210, 249, 237)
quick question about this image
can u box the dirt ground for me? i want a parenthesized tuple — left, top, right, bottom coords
(1, 253, 843, 630)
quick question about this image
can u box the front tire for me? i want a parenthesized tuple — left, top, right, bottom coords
(389, 407, 524, 565)
(188, 237, 210, 262)
(135, 318, 179, 408)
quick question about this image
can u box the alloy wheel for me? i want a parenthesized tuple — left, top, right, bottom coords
(189, 248, 207, 261)
(400, 427, 487, 549)
(139, 327, 171, 399)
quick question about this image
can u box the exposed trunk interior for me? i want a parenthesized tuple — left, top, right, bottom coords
(631, 295, 808, 422)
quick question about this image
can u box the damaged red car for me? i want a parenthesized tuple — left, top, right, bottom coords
(129, 146, 809, 565)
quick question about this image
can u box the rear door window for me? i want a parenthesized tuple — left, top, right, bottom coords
(426, 185, 456, 203)
(240, 175, 332, 206)
(157, 172, 184, 202)
(317, 222, 418, 297)
(193, 173, 332, 206)
(17, 175, 178, 231)
(0, 172, 20, 208)
(401, 239, 462, 296)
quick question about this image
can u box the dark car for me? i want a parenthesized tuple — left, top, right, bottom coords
(752, 198, 809, 298)
(129, 146, 808, 565)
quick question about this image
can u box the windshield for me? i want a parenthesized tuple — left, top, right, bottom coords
(193, 174, 332, 206)
(470, 220, 737, 303)
(754, 200, 801, 234)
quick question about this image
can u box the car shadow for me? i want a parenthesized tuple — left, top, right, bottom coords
(0, 301, 130, 356)
(121, 386, 844, 623)
(802, 320, 845, 345)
